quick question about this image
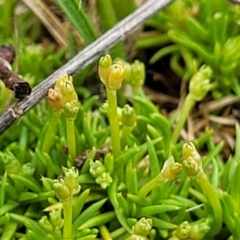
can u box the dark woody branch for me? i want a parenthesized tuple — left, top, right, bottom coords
(0, 0, 173, 135)
(0, 60, 32, 99)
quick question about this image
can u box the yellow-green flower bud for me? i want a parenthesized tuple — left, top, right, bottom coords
(98, 54, 113, 84)
(63, 100, 79, 121)
(89, 160, 107, 178)
(48, 74, 78, 110)
(96, 172, 113, 189)
(108, 61, 125, 90)
(188, 219, 210, 240)
(123, 60, 145, 87)
(49, 210, 63, 229)
(182, 157, 203, 178)
(175, 221, 191, 239)
(131, 60, 145, 87)
(48, 88, 63, 110)
(132, 218, 152, 237)
(63, 167, 79, 193)
(98, 55, 125, 90)
(189, 65, 212, 101)
(182, 142, 202, 167)
(182, 142, 195, 159)
(161, 156, 182, 182)
(59, 75, 78, 102)
(39, 216, 54, 233)
(121, 104, 137, 127)
(53, 179, 71, 201)
(123, 61, 132, 83)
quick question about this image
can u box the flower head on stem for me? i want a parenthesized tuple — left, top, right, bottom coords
(98, 54, 113, 84)
(171, 66, 212, 144)
(49, 209, 63, 229)
(63, 100, 79, 121)
(39, 216, 54, 233)
(189, 65, 212, 101)
(130, 60, 145, 87)
(108, 61, 125, 90)
(121, 104, 137, 127)
(44, 74, 79, 156)
(99, 54, 125, 90)
(138, 156, 181, 197)
(161, 156, 182, 182)
(181, 142, 202, 178)
(96, 172, 113, 189)
(53, 179, 71, 201)
(53, 167, 80, 240)
(98, 54, 124, 159)
(62, 167, 80, 194)
(48, 88, 62, 111)
(129, 218, 152, 240)
(120, 104, 137, 147)
(123, 60, 145, 88)
(89, 160, 107, 178)
(133, 217, 152, 236)
(90, 160, 113, 189)
(174, 221, 191, 239)
(188, 219, 211, 240)
(48, 74, 78, 111)
(171, 219, 211, 240)
(181, 142, 222, 236)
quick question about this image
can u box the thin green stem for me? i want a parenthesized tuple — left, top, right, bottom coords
(63, 199, 73, 240)
(196, 172, 222, 236)
(171, 94, 195, 144)
(106, 88, 121, 159)
(42, 111, 61, 153)
(66, 119, 76, 163)
(138, 172, 163, 197)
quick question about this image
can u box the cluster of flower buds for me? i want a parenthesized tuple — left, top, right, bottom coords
(170, 219, 210, 240)
(53, 167, 80, 202)
(48, 74, 79, 120)
(89, 160, 112, 189)
(123, 60, 145, 88)
(161, 156, 182, 182)
(121, 104, 137, 128)
(129, 218, 153, 240)
(181, 142, 203, 179)
(189, 65, 212, 101)
(98, 54, 125, 90)
(39, 209, 63, 235)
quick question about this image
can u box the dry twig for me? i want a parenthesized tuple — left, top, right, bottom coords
(0, 0, 173, 134)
